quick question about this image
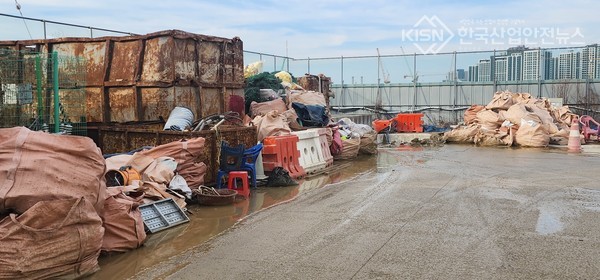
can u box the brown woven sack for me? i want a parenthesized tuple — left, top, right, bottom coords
(476, 109, 503, 131)
(359, 132, 378, 155)
(464, 105, 485, 124)
(0, 127, 106, 216)
(250, 98, 287, 118)
(252, 111, 292, 142)
(138, 138, 207, 189)
(101, 188, 147, 253)
(443, 124, 480, 143)
(0, 197, 103, 279)
(288, 90, 327, 107)
(334, 137, 360, 160)
(515, 114, 550, 147)
(485, 91, 515, 110)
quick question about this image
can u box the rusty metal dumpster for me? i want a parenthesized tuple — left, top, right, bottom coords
(0, 30, 245, 123)
(91, 123, 257, 185)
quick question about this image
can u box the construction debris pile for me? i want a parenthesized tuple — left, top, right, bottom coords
(244, 66, 375, 158)
(0, 127, 213, 278)
(444, 91, 578, 147)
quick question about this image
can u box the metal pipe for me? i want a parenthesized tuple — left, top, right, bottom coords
(0, 13, 135, 36)
(52, 51, 59, 133)
(453, 51, 458, 122)
(412, 53, 417, 113)
(341, 56, 345, 106)
(35, 55, 43, 122)
(318, 74, 322, 93)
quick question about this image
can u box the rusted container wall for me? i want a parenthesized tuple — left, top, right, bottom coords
(0, 30, 245, 124)
(94, 124, 257, 184)
(297, 74, 333, 107)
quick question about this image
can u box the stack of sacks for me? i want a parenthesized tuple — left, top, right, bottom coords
(0, 127, 106, 279)
(444, 91, 577, 147)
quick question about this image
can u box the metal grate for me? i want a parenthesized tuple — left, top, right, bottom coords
(0, 49, 87, 135)
(139, 198, 189, 233)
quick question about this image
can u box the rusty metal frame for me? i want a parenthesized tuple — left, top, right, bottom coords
(0, 30, 245, 123)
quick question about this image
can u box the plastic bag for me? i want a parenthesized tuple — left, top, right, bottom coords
(244, 61, 264, 78)
(266, 167, 298, 187)
(169, 174, 192, 199)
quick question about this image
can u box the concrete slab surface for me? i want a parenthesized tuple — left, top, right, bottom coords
(133, 145, 600, 280)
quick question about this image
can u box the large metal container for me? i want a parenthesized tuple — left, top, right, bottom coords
(0, 30, 245, 123)
(92, 124, 257, 185)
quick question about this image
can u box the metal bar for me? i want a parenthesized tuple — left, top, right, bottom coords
(0, 13, 136, 36)
(341, 56, 344, 106)
(412, 53, 417, 113)
(35, 55, 43, 121)
(52, 51, 59, 133)
(453, 51, 458, 122)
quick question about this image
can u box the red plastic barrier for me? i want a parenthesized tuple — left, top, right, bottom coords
(394, 113, 424, 133)
(262, 135, 306, 179)
(315, 128, 334, 167)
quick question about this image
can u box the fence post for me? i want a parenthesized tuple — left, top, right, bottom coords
(412, 53, 417, 113)
(585, 78, 590, 114)
(537, 48, 542, 98)
(453, 51, 458, 123)
(52, 51, 59, 133)
(341, 56, 344, 106)
(43, 20, 47, 39)
(35, 55, 43, 121)
(492, 49, 497, 93)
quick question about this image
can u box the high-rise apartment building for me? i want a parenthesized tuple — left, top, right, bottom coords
(468, 65, 478, 82)
(581, 44, 600, 79)
(477, 59, 491, 82)
(494, 57, 508, 81)
(558, 51, 581, 79)
(522, 50, 552, 80)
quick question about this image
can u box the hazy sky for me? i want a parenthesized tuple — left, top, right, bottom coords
(2, 0, 598, 83)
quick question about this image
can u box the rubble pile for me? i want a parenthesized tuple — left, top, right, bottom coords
(444, 91, 577, 147)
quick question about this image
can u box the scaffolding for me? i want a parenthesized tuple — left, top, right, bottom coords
(0, 49, 86, 134)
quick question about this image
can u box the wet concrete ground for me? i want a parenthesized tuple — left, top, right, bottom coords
(89, 155, 376, 280)
(125, 145, 600, 279)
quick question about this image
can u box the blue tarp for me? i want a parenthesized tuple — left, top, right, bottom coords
(292, 102, 329, 127)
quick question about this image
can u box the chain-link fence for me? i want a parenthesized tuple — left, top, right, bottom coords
(0, 49, 87, 134)
(3, 13, 600, 126)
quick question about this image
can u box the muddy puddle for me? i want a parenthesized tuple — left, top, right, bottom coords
(90, 155, 377, 279)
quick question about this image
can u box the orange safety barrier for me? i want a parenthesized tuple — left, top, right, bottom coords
(394, 113, 424, 133)
(262, 135, 306, 179)
(372, 119, 393, 133)
(315, 128, 334, 167)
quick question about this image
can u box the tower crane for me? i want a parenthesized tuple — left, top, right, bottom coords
(377, 48, 390, 84)
(376, 48, 390, 112)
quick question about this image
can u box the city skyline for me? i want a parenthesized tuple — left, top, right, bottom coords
(451, 44, 600, 83)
